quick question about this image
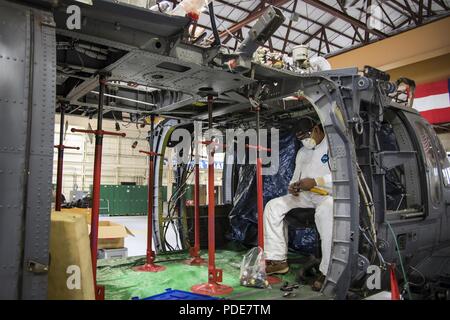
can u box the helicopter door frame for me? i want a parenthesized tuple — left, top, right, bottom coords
(401, 110, 446, 219)
(377, 107, 426, 221)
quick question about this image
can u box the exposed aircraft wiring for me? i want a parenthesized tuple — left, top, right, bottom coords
(162, 147, 195, 252)
(386, 220, 413, 300)
(208, 1, 221, 47)
(359, 226, 386, 267)
(407, 265, 426, 287)
(357, 164, 377, 245)
(358, 179, 378, 264)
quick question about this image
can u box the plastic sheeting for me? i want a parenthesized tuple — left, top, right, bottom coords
(228, 132, 317, 253)
(96, 250, 302, 300)
(288, 228, 318, 255)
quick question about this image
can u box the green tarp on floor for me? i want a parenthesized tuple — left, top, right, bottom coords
(97, 250, 325, 300)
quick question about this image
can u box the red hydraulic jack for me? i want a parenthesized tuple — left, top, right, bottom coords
(54, 104, 80, 211)
(184, 124, 207, 266)
(246, 103, 281, 285)
(191, 95, 233, 296)
(133, 115, 166, 273)
(71, 74, 126, 300)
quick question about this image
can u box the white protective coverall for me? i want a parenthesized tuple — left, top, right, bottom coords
(264, 137, 333, 275)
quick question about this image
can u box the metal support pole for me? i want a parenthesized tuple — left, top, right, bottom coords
(147, 115, 155, 264)
(207, 97, 215, 276)
(255, 106, 264, 249)
(55, 105, 65, 211)
(191, 95, 233, 296)
(71, 74, 126, 299)
(207, 129, 215, 278)
(194, 162, 201, 249)
(90, 74, 106, 299)
(249, 105, 281, 284)
(133, 115, 166, 272)
(185, 121, 206, 266)
(54, 105, 80, 211)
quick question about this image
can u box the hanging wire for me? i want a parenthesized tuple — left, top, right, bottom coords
(385, 220, 413, 300)
(161, 149, 195, 252)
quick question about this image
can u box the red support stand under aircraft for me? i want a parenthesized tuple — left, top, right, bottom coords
(246, 102, 282, 285)
(71, 74, 126, 300)
(132, 115, 166, 272)
(132, 149, 166, 272)
(191, 95, 233, 296)
(184, 130, 207, 266)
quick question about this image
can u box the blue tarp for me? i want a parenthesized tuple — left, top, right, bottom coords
(228, 132, 317, 254)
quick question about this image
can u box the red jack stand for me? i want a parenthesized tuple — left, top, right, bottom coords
(185, 123, 207, 266)
(133, 116, 166, 273)
(191, 95, 233, 296)
(54, 104, 80, 211)
(71, 74, 126, 300)
(184, 163, 207, 266)
(247, 103, 281, 285)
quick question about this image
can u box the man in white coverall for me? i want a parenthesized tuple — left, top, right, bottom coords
(264, 118, 333, 291)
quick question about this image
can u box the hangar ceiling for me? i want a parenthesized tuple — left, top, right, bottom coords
(190, 0, 450, 56)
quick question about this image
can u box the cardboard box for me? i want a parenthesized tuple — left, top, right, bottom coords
(54, 208, 134, 249)
(91, 221, 135, 249)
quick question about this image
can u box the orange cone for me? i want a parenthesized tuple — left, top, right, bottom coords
(389, 264, 401, 300)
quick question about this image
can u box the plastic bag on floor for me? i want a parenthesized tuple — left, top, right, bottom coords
(239, 247, 269, 289)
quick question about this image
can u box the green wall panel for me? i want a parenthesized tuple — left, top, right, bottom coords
(94, 184, 192, 216)
(97, 184, 148, 216)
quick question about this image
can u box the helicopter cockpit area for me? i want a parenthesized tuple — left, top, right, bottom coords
(1, 0, 450, 303)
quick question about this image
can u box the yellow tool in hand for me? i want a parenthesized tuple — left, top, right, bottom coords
(310, 187, 329, 196)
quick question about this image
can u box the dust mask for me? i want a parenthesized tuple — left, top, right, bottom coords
(301, 138, 316, 150)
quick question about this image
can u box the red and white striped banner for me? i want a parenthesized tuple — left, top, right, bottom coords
(413, 79, 450, 124)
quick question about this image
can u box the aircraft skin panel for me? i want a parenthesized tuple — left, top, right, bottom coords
(0, 0, 55, 299)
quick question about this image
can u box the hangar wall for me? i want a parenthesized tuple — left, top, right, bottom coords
(328, 17, 450, 75)
(52, 116, 224, 204)
(52, 114, 148, 200)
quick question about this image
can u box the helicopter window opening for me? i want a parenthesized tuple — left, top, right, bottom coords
(414, 121, 443, 205)
(427, 124, 450, 188)
(379, 110, 422, 215)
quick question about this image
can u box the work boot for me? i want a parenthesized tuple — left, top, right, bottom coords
(296, 255, 321, 284)
(266, 260, 289, 275)
(311, 274, 326, 291)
